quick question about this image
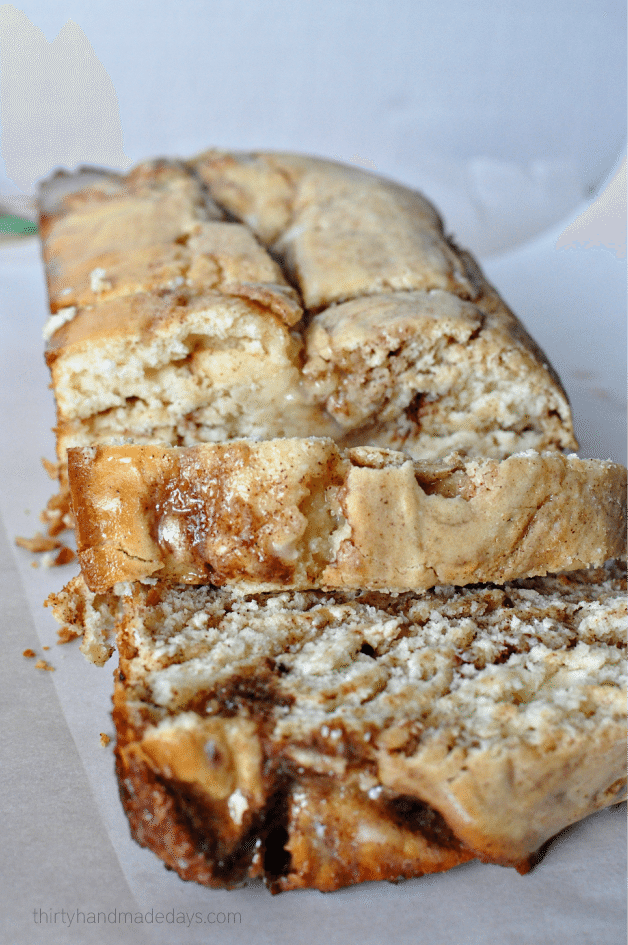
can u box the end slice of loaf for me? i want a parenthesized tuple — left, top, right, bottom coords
(67, 439, 627, 593)
(47, 562, 627, 891)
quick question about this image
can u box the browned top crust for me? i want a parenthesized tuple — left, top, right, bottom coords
(39, 158, 222, 240)
(39, 151, 578, 467)
(43, 221, 303, 326)
(67, 440, 627, 593)
(193, 150, 475, 310)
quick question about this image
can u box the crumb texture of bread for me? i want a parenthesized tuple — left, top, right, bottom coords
(46, 574, 119, 665)
(66, 440, 627, 593)
(50, 562, 626, 891)
(39, 150, 577, 512)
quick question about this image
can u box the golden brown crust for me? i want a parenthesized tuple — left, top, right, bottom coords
(39, 158, 221, 242)
(40, 161, 221, 314)
(67, 440, 627, 593)
(193, 150, 474, 309)
(277, 780, 476, 892)
(44, 221, 303, 325)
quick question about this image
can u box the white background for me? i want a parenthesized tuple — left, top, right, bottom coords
(0, 0, 626, 254)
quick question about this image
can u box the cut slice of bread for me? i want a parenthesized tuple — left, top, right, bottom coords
(67, 440, 626, 594)
(47, 562, 627, 891)
(40, 152, 577, 503)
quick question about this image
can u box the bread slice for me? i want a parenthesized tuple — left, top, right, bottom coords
(40, 153, 576, 499)
(47, 562, 627, 891)
(67, 439, 626, 594)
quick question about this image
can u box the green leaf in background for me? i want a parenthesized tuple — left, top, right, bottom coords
(0, 214, 38, 235)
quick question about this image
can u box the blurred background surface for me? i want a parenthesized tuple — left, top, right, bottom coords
(0, 0, 625, 255)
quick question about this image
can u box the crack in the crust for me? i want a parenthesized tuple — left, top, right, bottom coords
(301, 284, 488, 319)
(259, 159, 305, 307)
(165, 161, 307, 311)
(264, 243, 304, 304)
(185, 161, 230, 224)
(465, 309, 486, 342)
(102, 543, 159, 569)
(261, 787, 293, 884)
(264, 156, 301, 236)
(187, 155, 307, 312)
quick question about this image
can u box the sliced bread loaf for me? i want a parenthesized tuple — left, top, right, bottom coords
(47, 562, 627, 891)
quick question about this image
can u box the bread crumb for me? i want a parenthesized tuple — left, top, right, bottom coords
(40, 485, 73, 536)
(15, 522, 74, 566)
(42, 305, 77, 341)
(40, 546, 75, 568)
(57, 625, 81, 644)
(54, 546, 76, 566)
(22, 648, 36, 658)
(43, 646, 50, 651)
(35, 659, 55, 671)
(42, 457, 59, 480)
(15, 532, 60, 553)
(100, 733, 111, 747)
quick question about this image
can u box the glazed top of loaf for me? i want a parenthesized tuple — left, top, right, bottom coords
(39, 152, 578, 461)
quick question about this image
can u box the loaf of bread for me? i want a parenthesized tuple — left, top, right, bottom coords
(39, 152, 577, 516)
(39, 148, 623, 898)
(67, 439, 626, 593)
(47, 562, 627, 891)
